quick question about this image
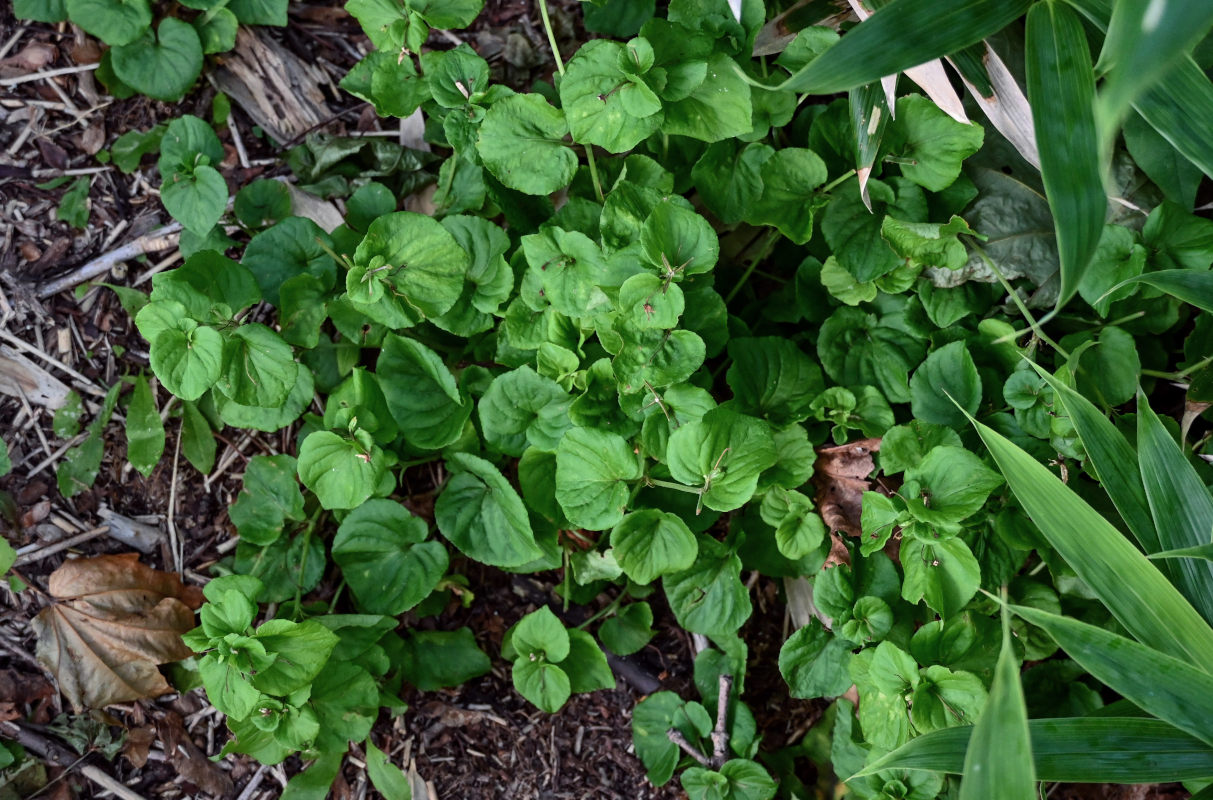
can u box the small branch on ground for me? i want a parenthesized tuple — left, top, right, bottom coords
(666, 673, 734, 770)
(665, 728, 713, 768)
(36, 223, 182, 299)
(711, 673, 733, 766)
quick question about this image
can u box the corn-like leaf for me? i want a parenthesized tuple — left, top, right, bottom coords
(1010, 604, 1213, 744)
(1150, 543, 1213, 563)
(1136, 396, 1213, 624)
(970, 418, 1213, 668)
(1025, 0, 1105, 308)
(773, 0, 1031, 94)
(1033, 366, 1159, 552)
(950, 43, 1040, 169)
(1103, 270, 1213, 314)
(855, 718, 1213, 782)
(1096, 0, 1213, 136)
(849, 80, 891, 210)
(958, 604, 1034, 800)
(1069, 0, 1213, 179)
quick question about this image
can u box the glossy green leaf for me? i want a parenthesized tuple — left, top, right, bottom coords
(909, 340, 982, 427)
(660, 53, 752, 143)
(556, 427, 643, 530)
(216, 324, 298, 408)
(110, 18, 203, 101)
(725, 338, 824, 426)
(778, 619, 854, 699)
(366, 740, 412, 800)
(296, 431, 386, 511)
(229, 454, 304, 546)
(664, 540, 751, 636)
(599, 602, 655, 656)
(66, 0, 150, 46)
(435, 452, 543, 568)
(559, 629, 615, 694)
(666, 407, 776, 512)
(886, 95, 984, 192)
(610, 509, 698, 584)
(352, 211, 469, 319)
(242, 217, 336, 307)
(510, 606, 570, 662)
(150, 322, 224, 402)
(773, 0, 1031, 94)
(397, 628, 492, 691)
(477, 94, 578, 195)
(377, 334, 471, 451)
(332, 499, 448, 615)
(250, 619, 338, 694)
(125, 375, 164, 477)
(561, 39, 662, 153)
(970, 417, 1213, 668)
(513, 659, 571, 713)
(1025, 0, 1105, 307)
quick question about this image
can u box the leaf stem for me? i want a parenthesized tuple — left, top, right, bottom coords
(586, 145, 605, 203)
(972, 242, 1070, 359)
(536, 0, 565, 76)
(1143, 354, 1213, 381)
(644, 477, 702, 496)
(724, 230, 779, 304)
(576, 592, 625, 629)
(818, 168, 857, 195)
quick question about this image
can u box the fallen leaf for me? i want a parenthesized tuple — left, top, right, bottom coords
(32, 554, 202, 710)
(122, 725, 155, 768)
(812, 438, 882, 566)
(0, 43, 56, 73)
(155, 711, 235, 797)
(0, 668, 55, 721)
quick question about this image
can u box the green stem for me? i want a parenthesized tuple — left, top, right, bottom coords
(725, 230, 779, 304)
(586, 146, 605, 203)
(537, 0, 565, 75)
(561, 546, 571, 613)
(1178, 354, 1213, 379)
(1144, 354, 1213, 381)
(645, 477, 702, 495)
(819, 168, 857, 195)
(577, 593, 625, 630)
(201, 0, 232, 26)
(327, 580, 346, 613)
(973, 243, 1070, 359)
(293, 513, 322, 613)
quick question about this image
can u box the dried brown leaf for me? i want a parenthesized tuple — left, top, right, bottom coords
(0, 43, 57, 73)
(155, 710, 235, 796)
(812, 438, 881, 540)
(32, 554, 201, 710)
(121, 725, 155, 768)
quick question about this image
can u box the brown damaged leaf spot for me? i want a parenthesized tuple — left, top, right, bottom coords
(812, 438, 882, 567)
(32, 554, 202, 711)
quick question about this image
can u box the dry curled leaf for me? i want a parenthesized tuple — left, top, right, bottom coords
(155, 710, 235, 797)
(812, 438, 882, 567)
(32, 554, 202, 710)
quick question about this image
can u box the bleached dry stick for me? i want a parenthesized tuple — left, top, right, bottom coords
(37, 222, 182, 299)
